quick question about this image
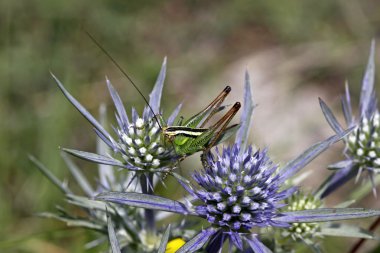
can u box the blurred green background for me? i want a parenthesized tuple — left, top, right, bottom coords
(1, 0, 380, 252)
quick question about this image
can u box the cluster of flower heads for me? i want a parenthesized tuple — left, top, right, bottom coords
(38, 42, 380, 253)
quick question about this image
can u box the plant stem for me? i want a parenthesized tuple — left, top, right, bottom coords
(349, 216, 380, 253)
(140, 173, 156, 236)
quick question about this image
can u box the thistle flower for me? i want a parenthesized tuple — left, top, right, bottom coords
(280, 192, 322, 241)
(318, 41, 379, 197)
(95, 72, 380, 252)
(273, 191, 323, 253)
(52, 58, 181, 176)
(193, 145, 285, 233)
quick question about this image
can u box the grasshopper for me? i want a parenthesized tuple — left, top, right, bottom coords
(86, 32, 240, 161)
(161, 87, 240, 157)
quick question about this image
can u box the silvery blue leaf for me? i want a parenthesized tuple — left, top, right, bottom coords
(230, 232, 243, 250)
(320, 223, 375, 239)
(62, 148, 131, 169)
(236, 70, 255, 153)
(319, 97, 344, 133)
(327, 160, 353, 170)
(318, 164, 356, 199)
(275, 208, 380, 223)
(61, 152, 94, 196)
(52, 73, 115, 145)
(158, 225, 171, 253)
(176, 227, 217, 253)
(279, 127, 353, 182)
(96, 192, 189, 214)
(244, 234, 272, 253)
(360, 40, 376, 118)
(341, 81, 353, 126)
(167, 103, 183, 126)
(38, 212, 104, 231)
(66, 194, 108, 212)
(96, 104, 115, 189)
(106, 78, 129, 129)
(107, 212, 121, 253)
(94, 127, 116, 151)
(29, 155, 72, 195)
(149, 57, 167, 115)
(205, 231, 226, 252)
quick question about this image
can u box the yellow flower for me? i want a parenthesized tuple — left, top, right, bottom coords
(165, 238, 186, 253)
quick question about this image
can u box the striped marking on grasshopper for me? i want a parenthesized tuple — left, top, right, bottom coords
(161, 86, 241, 157)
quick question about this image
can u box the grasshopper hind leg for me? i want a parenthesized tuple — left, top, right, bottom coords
(204, 102, 241, 153)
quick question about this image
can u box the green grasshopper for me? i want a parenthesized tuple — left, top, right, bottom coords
(161, 87, 240, 157)
(86, 32, 240, 160)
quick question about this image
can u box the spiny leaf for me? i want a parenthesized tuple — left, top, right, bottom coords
(96, 192, 189, 214)
(275, 208, 380, 223)
(29, 155, 72, 195)
(52, 73, 115, 145)
(320, 223, 375, 239)
(279, 127, 353, 181)
(158, 225, 171, 253)
(38, 212, 104, 231)
(62, 148, 133, 170)
(176, 227, 217, 253)
(236, 70, 255, 153)
(62, 152, 94, 196)
(319, 97, 344, 134)
(107, 212, 121, 253)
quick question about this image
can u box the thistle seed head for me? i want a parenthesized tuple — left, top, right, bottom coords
(347, 111, 380, 172)
(282, 192, 322, 240)
(117, 116, 176, 172)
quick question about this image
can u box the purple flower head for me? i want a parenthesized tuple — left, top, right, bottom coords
(192, 145, 289, 232)
(319, 41, 380, 197)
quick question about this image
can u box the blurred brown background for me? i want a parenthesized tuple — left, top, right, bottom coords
(1, 1, 380, 252)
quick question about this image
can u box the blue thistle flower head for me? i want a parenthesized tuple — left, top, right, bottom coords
(53, 58, 182, 174)
(193, 145, 288, 232)
(101, 57, 182, 173)
(319, 41, 380, 197)
(113, 102, 178, 172)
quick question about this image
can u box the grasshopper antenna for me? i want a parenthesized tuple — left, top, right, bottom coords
(84, 30, 162, 129)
